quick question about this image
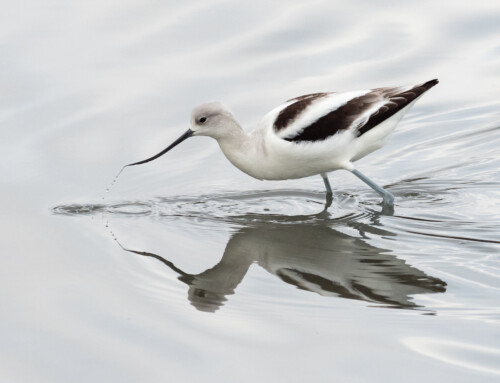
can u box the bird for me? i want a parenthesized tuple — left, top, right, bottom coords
(125, 79, 438, 207)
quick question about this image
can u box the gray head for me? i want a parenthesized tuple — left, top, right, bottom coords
(190, 101, 239, 139)
(125, 101, 239, 167)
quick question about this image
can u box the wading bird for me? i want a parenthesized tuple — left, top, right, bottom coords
(126, 79, 438, 207)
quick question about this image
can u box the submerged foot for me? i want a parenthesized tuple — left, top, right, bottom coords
(380, 191, 395, 215)
(325, 192, 333, 209)
(382, 192, 395, 206)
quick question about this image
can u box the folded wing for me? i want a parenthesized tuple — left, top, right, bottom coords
(274, 79, 438, 143)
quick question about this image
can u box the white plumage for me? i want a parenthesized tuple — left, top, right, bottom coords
(126, 79, 439, 206)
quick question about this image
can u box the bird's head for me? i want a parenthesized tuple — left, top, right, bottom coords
(125, 102, 238, 168)
(190, 101, 238, 140)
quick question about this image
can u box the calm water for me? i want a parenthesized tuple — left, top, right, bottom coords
(2, 1, 500, 382)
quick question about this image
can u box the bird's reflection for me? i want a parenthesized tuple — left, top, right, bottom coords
(117, 213, 446, 313)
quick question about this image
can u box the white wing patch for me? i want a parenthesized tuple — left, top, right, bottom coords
(275, 90, 369, 140)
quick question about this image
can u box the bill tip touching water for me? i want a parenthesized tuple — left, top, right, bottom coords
(116, 79, 438, 207)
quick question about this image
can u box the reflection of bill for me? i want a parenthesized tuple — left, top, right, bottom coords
(118, 221, 446, 313)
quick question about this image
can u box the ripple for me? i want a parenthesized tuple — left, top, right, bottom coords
(52, 189, 376, 226)
(403, 337, 500, 376)
(52, 203, 107, 216)
(52, 201, 154, 216)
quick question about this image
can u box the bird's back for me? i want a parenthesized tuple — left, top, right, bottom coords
(262, 79, 438, 143)
(244, 79, 439, 180)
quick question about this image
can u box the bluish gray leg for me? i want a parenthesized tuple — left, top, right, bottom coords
(351, 169, 394, 206)
(321, 173, 333, 195)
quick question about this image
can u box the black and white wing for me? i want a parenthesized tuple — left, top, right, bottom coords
(272, 79, 438, 143)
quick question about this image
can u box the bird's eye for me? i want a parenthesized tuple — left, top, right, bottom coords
(199, 117, 207, 124)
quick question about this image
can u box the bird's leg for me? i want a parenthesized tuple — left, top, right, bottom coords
(324, 192, 333, 210)
(351, 169, 394, 206)
(321, 173, 333, 195)
(320, 173, 333, 209)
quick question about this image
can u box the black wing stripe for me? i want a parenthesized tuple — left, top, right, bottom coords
(284, 79, 438, 142)
(357, 79, 438, 136)
(284, 92, 380, 142)
(274, 93, 328, 131)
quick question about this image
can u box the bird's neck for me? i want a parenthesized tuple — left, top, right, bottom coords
(216, 125, 263, 179)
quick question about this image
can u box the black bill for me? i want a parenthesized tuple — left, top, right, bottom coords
(125, 129, 193, 167)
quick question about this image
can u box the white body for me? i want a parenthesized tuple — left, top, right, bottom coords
(128, 80, 437, 205)
(210, 92, 419, 180)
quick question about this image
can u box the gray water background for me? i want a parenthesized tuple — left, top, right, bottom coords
(1, 0, 500, 382)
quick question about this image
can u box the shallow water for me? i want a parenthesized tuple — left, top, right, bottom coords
(2, 1, 500, 382)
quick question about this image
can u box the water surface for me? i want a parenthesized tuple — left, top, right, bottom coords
(1, 1, 500, 382)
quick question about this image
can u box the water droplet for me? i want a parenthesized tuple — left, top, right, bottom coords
(103, 166, 125, 199)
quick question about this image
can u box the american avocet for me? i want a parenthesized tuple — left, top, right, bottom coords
(126, 79, 438, 206)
